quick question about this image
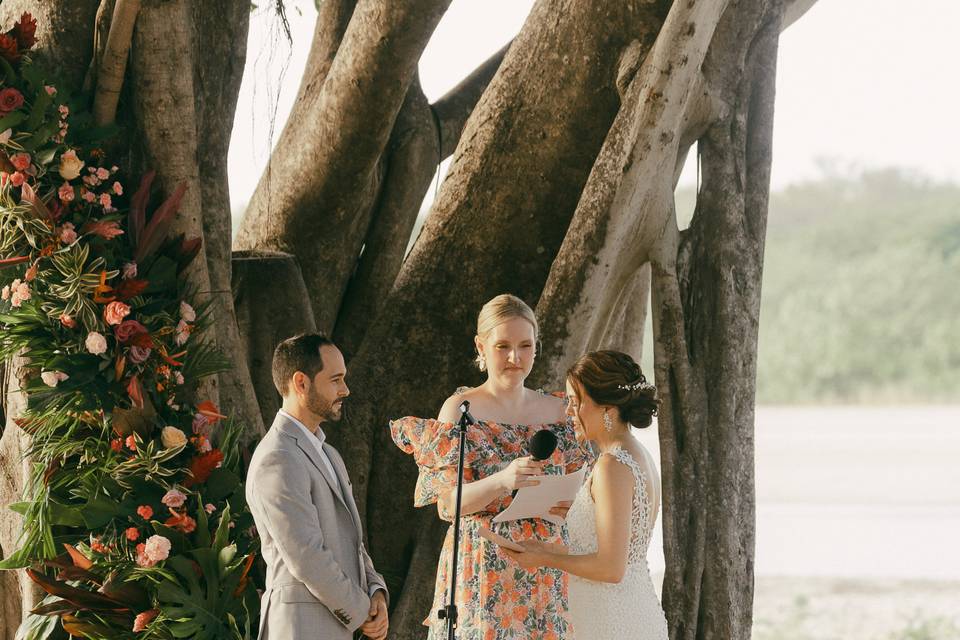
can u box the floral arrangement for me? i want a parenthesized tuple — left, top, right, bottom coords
(0, 13, 260, 640)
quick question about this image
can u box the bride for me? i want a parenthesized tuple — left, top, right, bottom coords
(503, 350, 668, 639)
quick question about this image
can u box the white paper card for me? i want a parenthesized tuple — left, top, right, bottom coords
(492, 467, 587, 525)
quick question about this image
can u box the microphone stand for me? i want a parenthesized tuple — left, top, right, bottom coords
(438, 400, 473, 640)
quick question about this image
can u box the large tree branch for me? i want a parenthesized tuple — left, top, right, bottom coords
(92, 0, 139, 126)
(432, 41, 510, 160)
(333, 75, 437, 358)
(234, 0, 452, 331)
(533, 0, 731, 388)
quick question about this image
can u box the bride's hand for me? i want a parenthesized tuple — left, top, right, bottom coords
(548, 499, 573, 520)
(503, 540, 566, 569)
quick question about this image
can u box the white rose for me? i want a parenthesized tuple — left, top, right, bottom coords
(58, 149, 85, 181)
(85, 331, 108, 355)
(41, 371, 68, 387)
(160, 426, 188, 449)
(179, 301, 196, 322)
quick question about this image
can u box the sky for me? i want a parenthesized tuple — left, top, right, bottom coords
(228, 0, 960, 216)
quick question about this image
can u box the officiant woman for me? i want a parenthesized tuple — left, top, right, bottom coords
(390, 294, 591, 639)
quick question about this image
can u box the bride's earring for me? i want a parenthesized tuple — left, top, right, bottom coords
(603, 410, 613, 432)
(477, 352, 487, 372)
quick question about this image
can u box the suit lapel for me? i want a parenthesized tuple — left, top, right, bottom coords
(323, 443, 363, 535)
(273, 415, 349, 511)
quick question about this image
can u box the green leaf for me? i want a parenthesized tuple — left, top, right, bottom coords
(0, 110, 27, 132)
(24, 90, 52, 132)
(203, 468, 240, 502)
(48, 500, 84, 527)
(8, 501, 30, 515)
(81, 494, 122, 529)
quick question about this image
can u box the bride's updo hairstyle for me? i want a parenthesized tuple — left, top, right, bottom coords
(475, 294, 539, 370)
(566, 350, 658, 428)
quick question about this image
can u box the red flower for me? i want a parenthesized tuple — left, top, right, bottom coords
(183, 449, 224, 487)
(110, 438, 122, 452)
(125, 435, 137, 451)
(113, 278, 149, 301)
(81, 220, 124, 240)
(114, 319, 149, 344)
(0, 34, 18, 63)
(164, 509, 197, 534)
(125, 527, 140, 542)
(10, 13, 36, 50)
(0, 87, 23, 114)
(136, 505, 153, 520)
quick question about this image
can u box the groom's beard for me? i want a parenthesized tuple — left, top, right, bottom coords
(306, 386, 342, 423)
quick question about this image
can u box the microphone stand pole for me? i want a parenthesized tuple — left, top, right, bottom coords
(438, 401, 472, 640)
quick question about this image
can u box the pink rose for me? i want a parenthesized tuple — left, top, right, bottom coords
(114, 319, 147, 343)
(10, 152, 30, 171)
(136, 535, 170, 568)
(0, 87, 24, 114)
(85, 331, 107, 354)
(40, 371, 68, 387)
(82, 190, 96, 203)
(179, 301, 196, 322)
(112, 181, 123, 195)
(59, 222, 77, 244)
(1, 285, 8, 300)
(9, 171, 24, 187)
(58, 182, 75, 203)
(96, 167, 110, 180)
(59, 313, 76, 328)
(129, 345, 151, 364)
(44, 85, 56, 96)
(103, 301, 130, 326)
(161, 489, 187, 508)
(204, 503, 216, 514)
(58, 104, 69, 117)
(99, 192, 112, 209)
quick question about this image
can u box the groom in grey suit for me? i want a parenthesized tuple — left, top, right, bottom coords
(247, 333, 388, 640)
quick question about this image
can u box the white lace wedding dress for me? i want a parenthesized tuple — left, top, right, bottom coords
(566, 445, 669, 639)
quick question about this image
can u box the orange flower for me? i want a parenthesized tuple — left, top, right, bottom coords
(164, 509, 196, 534)
(92, 270, 115, 303)
(195, 401, 226, 425)
(183, 449, 223, 487)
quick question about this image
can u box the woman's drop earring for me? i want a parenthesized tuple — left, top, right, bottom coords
(603, 411, 613, 432)
(478, 353, 487, 371)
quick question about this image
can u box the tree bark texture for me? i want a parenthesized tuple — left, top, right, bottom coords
(652, 1, 785, 637)
(234, 0, 453, 332)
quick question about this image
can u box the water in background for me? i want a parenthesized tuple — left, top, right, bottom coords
(635, 405, 960, 638)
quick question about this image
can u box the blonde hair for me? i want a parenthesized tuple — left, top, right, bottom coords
(475, 294, 539, 370)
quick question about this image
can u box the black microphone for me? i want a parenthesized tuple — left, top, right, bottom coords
(529, 429, 558, 461)
(512, 429, 559, 497)
(458, 400, 477, 425)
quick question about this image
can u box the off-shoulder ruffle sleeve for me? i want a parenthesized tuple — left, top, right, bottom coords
(390, 416, 481, 509)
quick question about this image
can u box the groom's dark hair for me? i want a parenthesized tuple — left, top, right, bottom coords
(272, 333, 336, 396)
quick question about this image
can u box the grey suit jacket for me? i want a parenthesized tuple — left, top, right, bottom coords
(246, 413, 387, 639)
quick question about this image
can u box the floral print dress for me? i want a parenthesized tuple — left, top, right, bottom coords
(390, 392, 591, 640)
